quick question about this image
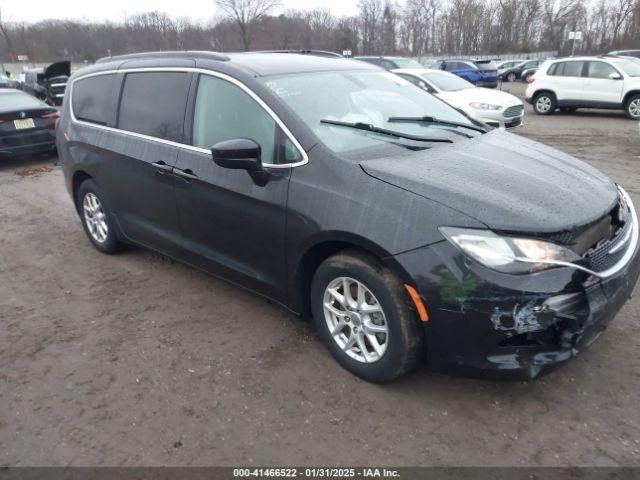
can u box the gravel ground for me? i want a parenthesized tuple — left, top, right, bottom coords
(1, 83, 640, 467)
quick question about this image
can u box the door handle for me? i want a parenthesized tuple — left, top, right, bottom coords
(173, 168, 199, 181)
(152, 161, 173, 173)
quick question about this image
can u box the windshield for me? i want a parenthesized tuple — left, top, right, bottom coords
(612, 59, 640, 77)
(393, 58, 424, 69)
(420, 71, 474, 91)
(262, 70, 475, 156)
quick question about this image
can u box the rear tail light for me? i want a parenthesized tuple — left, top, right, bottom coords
(41, 112, 60, 120)
(527, 77, 536, 84)
(54, 118, 60, 130)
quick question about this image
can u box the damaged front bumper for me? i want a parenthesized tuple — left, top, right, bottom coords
(393, 237, 640, 380)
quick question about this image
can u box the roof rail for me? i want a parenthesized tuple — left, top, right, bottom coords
(96, 50, 230, 63)
(258, 49, 344, 58)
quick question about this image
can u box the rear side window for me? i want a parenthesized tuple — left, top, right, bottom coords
(117, 72, 190, 142)
(552, 61, 584, 77)
(72, 74, 117, 125)
(193, 74, 288, 165)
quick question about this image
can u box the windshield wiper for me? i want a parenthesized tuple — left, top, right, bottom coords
(388, 116, 488, 134)
(320, 119, 454, 143)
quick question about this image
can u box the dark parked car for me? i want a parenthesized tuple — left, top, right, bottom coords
(354, 56, 424, 70)
(0, 89, 59, 156)
(435, 59, 499, 88)
(608, 50, 640, 59)
(500, 59, 544, 82)
(58, 51, 640, 382)
(22, 60, 70, 106)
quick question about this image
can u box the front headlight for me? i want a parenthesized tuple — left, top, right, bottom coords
(469, 102, 502, 111)
(439, 227, 581, 274)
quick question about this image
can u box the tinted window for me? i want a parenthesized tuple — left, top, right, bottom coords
(118, 72, 190, 142)
(586, 61, 617, 78)
(193, 74, 286, 165)
(72, 74, 117, 125)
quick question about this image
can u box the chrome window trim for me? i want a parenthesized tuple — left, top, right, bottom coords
(513, 186, 638, 279)
(68, 67, 309, 168)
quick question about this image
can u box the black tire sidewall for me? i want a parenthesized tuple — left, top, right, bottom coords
(77, 180, 120, 254)
(311, 252, 423, 383)
(533, 93, 555, 115)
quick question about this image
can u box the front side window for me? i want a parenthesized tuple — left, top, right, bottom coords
(118, 72, 190, 143)
(193, 74, 290, 165)
(263, 70, 475, 156)
(72, 74, 117, 125)
(587, 61, 617, 79)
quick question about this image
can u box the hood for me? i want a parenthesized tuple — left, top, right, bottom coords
(437, 88, 521, 109)
(360, 131, 618, 233)
(43, 61, 71, 80)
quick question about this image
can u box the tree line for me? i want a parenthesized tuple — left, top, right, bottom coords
(0, 0, 638, 63)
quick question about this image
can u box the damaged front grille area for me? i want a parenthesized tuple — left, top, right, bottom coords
(529, 188, 637, 278)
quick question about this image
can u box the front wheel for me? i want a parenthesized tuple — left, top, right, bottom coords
(626, 94, 640, 120)
(311, 250, 424, 383)
(533, 93, 556, 115)
(506, 72, 517, 82)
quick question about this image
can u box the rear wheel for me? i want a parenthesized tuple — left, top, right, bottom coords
(77, 179, 122, 254)
(626, 94, 640, 120)
(533, 92, 556, 115)
(310, 250, 424, 383)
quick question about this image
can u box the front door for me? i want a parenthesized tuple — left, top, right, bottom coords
(173, 73, 304, 301)
(582, 61, 625, 105)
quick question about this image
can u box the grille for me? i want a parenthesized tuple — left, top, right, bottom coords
(503, 105, 524, 118)
(581, 192, 633, 273)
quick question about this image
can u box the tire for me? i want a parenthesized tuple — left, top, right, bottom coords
(507, 72, 517, 82)
(77, 179, 122, 254)
(533, 92, 556, 115)
(521, 74, 531, 83)
(310, 250, 424, 383)
(625, 94, 640, 120)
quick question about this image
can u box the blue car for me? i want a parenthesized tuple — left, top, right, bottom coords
(436, 59, 498, 88)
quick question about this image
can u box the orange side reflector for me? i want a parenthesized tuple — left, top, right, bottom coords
(404, 284, 429, 322)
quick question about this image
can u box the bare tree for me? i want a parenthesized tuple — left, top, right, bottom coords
(214, 0, 281, 50)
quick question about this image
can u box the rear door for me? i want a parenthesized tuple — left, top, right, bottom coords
(582, 61, 625, 105)
(97, 70, 191, 255)
(547, 61, 585, 102)
(172, 73, 301, 301)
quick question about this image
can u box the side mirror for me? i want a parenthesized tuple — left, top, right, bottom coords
(211, 138, 262, 170)
(211, 138, 269, 186)
(609, 72, 623, 80)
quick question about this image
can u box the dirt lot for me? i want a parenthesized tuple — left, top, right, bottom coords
(1, 83, 640, 467)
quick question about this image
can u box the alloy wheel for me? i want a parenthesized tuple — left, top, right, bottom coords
(83, 192, 109, 243)
(323, 277, 388, 363)
(629, 99, 640, 119)
(536, 96, 552, 113)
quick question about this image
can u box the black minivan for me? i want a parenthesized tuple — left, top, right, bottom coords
(58, 51, 640, 382)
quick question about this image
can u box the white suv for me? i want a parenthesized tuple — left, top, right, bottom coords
(525, 56, 640, 119)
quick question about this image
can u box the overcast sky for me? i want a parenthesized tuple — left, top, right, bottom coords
(0, 0, 360, 23)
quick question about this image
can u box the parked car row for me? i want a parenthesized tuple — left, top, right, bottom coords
(0, 60, 70, 106)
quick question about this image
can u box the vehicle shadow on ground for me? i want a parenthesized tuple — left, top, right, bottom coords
(0, 154, 57, 173)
